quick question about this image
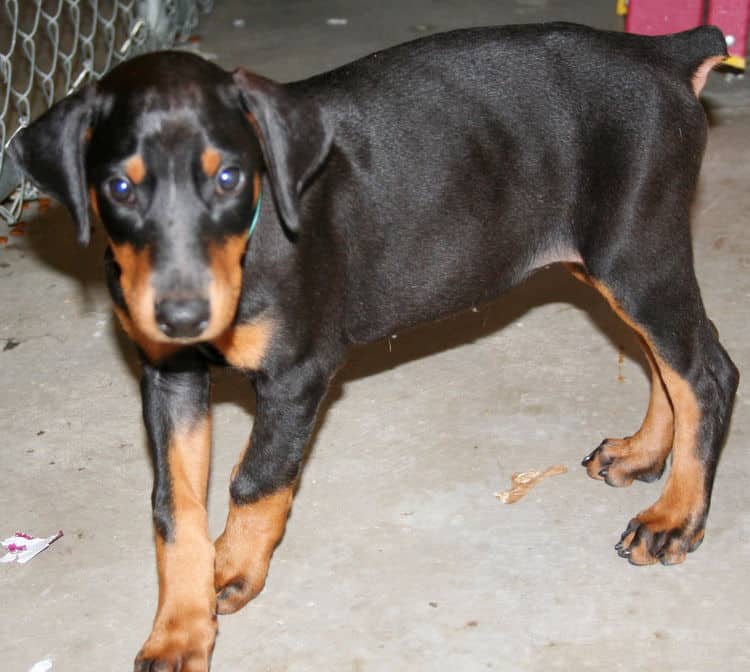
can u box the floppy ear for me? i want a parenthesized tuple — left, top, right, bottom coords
(8, 86, 95, 245)
(232, 69, 333, 235)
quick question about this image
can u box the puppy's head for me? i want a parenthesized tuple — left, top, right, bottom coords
(9, 51, 332, 345)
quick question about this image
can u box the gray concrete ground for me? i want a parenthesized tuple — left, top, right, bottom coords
(2, 1, 749, 670)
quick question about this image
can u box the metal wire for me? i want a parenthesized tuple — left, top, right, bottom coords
(0, 0, 214, 225)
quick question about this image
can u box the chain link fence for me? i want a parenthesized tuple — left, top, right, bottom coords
(0, 0, 214, 226)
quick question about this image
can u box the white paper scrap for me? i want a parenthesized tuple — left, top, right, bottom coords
(1, 530, 63, 564)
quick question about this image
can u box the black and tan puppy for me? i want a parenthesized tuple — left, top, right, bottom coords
(10, 22, 738, 671)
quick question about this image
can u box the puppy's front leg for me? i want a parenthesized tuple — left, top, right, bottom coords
(134, 351, 216, 672)
(215, 365, 330, 615)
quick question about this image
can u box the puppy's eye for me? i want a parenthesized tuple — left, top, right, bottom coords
(216, 166, 242, 194)
(108, 177, 135, 204)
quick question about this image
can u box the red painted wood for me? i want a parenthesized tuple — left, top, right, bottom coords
(625, 0, 705, 34)
(707, 0, 750, 59)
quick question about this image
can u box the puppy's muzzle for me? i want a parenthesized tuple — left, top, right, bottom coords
(155, 297, 211, 339)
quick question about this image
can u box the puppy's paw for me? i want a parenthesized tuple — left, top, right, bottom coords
(214, 487, 293, 615)
(615, 510, 705, 566)
(582, 437, 667, 487)
(134, 609, 216, 672)
(214, 537, 268, 615)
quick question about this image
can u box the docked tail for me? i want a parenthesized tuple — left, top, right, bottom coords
(660, 25, 728, 95)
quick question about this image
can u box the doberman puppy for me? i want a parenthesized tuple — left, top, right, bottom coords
(10, 22, 738, 671)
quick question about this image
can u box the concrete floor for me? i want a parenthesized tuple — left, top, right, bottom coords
(2, 1, 749, 670)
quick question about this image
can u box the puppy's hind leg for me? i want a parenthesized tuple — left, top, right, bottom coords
(567, 264, 675, 487)
(577, 247, 738, 564)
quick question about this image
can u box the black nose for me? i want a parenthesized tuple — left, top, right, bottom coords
(155, 298, 210, 338)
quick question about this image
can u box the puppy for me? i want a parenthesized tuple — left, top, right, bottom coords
(10, 22, 738, 671)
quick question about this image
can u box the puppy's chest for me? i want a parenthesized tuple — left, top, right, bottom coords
(209, 319, 274, 370)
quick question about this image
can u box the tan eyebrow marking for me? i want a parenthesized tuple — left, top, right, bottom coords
(201, 147, 222, 177)
(124, 154, 147, 184)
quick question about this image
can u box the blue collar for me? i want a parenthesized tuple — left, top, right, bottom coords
(248, 186, 262, 238)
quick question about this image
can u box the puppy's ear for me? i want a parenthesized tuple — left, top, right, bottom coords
(232, 69, 333, 235)
(8, 86, 95, 245)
